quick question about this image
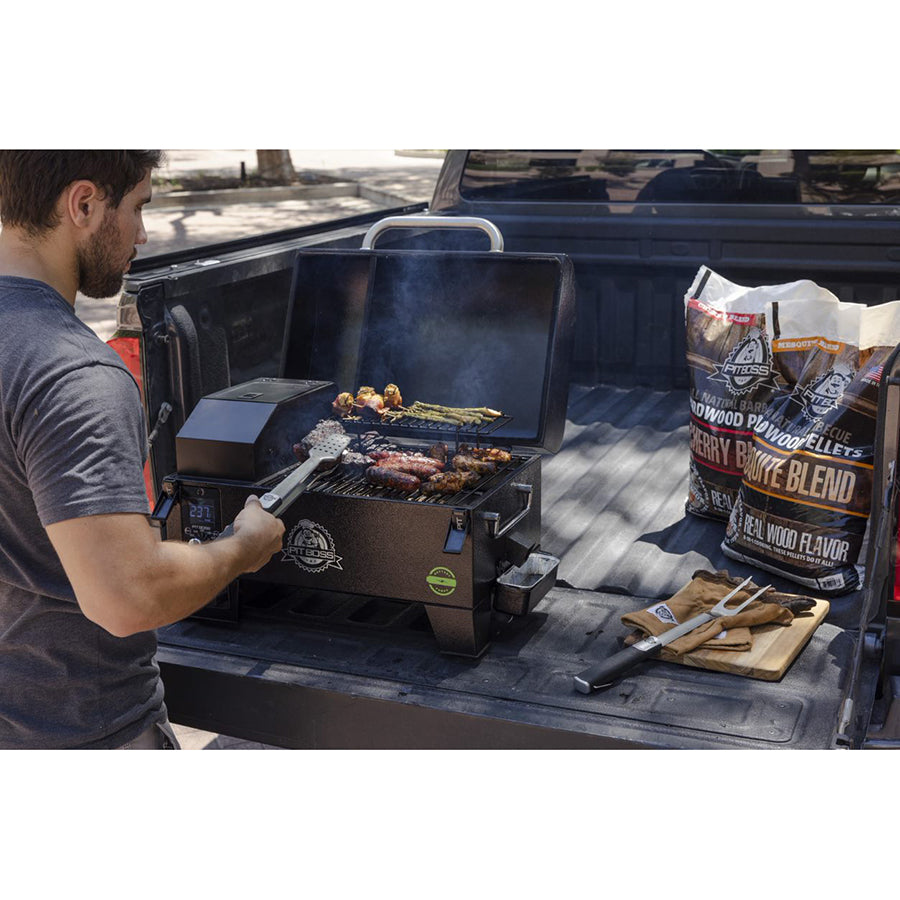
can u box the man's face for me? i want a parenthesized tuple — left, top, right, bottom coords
(76, 171, 151, 299)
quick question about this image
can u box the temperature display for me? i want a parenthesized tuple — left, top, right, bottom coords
(188, 499, 217, 525)
(183, 489, 221, 540)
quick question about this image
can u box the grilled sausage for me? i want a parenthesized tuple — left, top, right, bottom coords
(365, 466, 421, 492)
(375, 459, 442, 479)
(371, 451, 445, 471)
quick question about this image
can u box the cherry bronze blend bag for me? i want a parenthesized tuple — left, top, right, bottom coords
(685, 266, 840, 521)
(722, 298, 900, 595)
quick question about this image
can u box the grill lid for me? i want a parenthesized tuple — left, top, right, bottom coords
(279, 220, 575, 453)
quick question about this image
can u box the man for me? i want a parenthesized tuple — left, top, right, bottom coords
(0, 151, 285, 749)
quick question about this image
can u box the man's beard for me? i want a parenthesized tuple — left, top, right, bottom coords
(76, 210, 131, 299)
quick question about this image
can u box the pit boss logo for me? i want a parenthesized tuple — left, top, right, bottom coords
(688, 459, 711, 510)
(799, 363, 855, 421)
(282, 519, 343, 573)
(426, 566, 457, 597)
(710, 327, 778, 396)
(647, 603, 677, 625)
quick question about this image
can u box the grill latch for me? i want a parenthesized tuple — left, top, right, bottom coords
(444, 509, 469, 554)
(149, 478, 178, 538)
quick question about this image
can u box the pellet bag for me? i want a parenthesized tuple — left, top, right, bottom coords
(722, 298, 900, 595)
(685, 266, 840, 520)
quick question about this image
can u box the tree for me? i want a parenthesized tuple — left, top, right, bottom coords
(256, 150, 296, 185)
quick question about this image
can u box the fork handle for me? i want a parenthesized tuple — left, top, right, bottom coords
(573, 637, 662, 693)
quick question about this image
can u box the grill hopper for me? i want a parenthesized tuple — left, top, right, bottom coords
(175, 378, 334, 481)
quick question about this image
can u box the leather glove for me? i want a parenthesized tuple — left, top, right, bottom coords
(621, 570, 814, 658)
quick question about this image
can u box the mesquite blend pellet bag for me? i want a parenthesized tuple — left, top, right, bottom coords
(685, 266, 840, 521)
(722, 298, 900, 595)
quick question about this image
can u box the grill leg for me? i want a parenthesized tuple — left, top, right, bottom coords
(424, 603, 492, 658)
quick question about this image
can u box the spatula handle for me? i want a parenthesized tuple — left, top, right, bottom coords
(573, 638, 662, 693)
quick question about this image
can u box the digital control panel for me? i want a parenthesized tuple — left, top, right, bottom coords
(182, 486, 222, 541)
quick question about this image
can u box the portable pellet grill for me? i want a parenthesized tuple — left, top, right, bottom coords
(152, 216, 575, 656)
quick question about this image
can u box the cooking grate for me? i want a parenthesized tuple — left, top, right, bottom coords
(306, 455, 526, 505)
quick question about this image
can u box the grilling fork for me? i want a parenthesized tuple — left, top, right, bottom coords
(214, 433, 351, 540)
(572, 577, 770, 693)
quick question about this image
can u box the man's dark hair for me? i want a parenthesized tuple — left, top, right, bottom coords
(0, 150, 163, 236)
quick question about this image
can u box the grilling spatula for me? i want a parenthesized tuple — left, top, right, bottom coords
(573, 577, 770, 693)
(214, 433, 351, 540)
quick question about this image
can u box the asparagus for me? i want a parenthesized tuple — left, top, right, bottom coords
(410, 401, 503, 418)
(369, 397, 505, 427)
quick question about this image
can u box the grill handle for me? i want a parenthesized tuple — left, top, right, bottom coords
(361, 215, 504, 252)
(482, 483, 533, 539)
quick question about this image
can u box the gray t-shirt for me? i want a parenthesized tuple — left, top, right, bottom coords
(0, 276, 165, 748)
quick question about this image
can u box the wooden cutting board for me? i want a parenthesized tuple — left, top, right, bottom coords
(671, 599, 830, 681)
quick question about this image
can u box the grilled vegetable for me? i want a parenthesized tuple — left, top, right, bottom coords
(383, 401, 505, 427)
(413, 402, 502, 418)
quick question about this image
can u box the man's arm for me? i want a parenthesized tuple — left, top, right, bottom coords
(46, 495, 284, 637)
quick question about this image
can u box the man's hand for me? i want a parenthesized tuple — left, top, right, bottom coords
(47, 499, 285, 637)
(230, 495, 285, 572)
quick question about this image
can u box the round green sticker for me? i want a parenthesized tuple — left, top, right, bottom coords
(426, 566, 457, 596)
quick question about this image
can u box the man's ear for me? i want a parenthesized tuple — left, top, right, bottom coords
(64, 180, 104, 229)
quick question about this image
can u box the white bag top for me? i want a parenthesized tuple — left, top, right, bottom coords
(766, 297, 863, 348)
(686, 265, 841, 316)
(860, 299, 900, 350)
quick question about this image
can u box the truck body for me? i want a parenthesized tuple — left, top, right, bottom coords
(118, 149, 900, 748)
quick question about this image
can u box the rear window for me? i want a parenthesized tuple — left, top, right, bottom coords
(459, 150, 900, 205)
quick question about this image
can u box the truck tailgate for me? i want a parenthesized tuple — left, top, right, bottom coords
(157, 383, 869, 748)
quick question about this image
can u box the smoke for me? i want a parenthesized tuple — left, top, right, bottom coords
(350, 253, 557, 440)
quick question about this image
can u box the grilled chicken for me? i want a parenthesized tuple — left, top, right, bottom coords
(421, 470, 480, 495)
(383, 383, 403, 409)
(458, 444, 512, 464)
(332, 392, 354, 417)
(360, 394, 385, 419)
(452, 454, 497, 476)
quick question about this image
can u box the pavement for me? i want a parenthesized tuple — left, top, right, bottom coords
(74, 149, 446, 749)
(74, 149, 446, 342)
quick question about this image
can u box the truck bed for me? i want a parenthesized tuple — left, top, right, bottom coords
(157, 383, 867, 748)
